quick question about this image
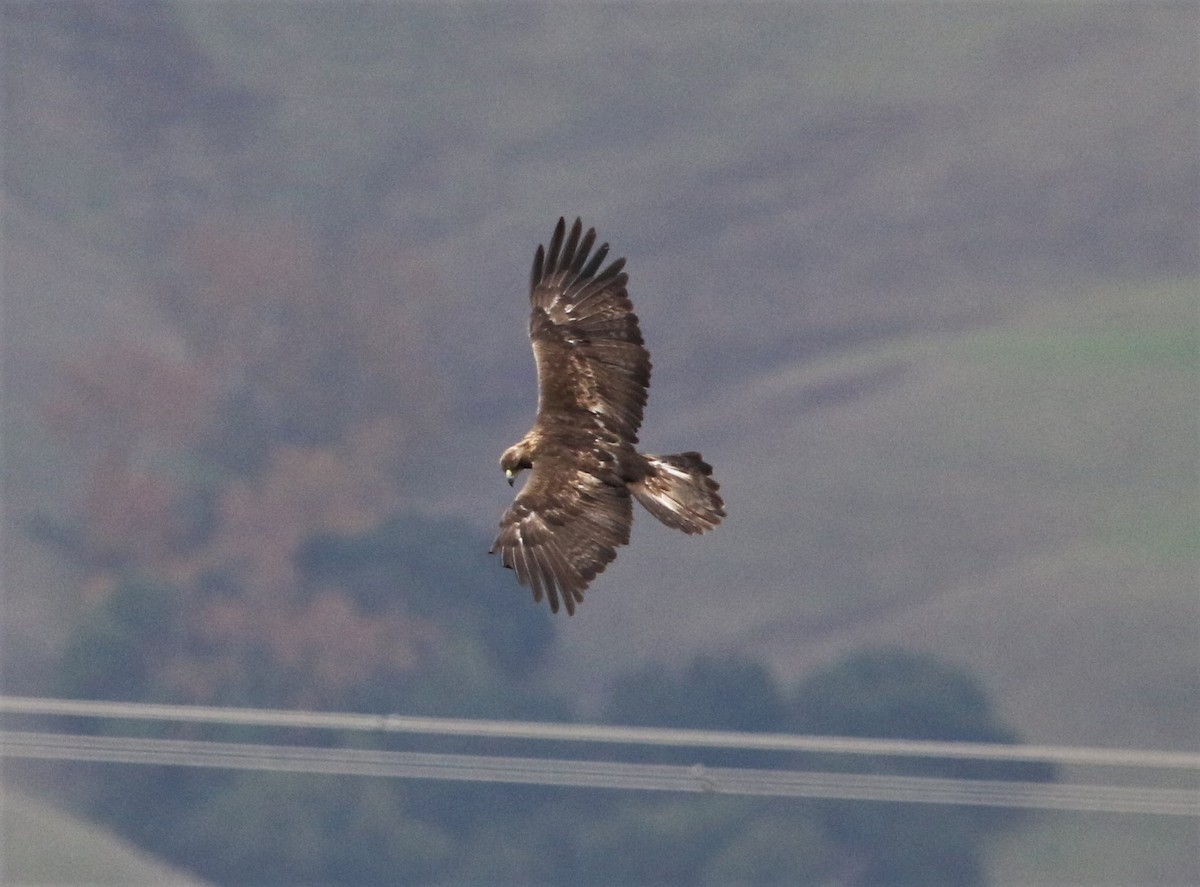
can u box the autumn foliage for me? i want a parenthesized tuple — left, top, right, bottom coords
(42, 213, 475, 711)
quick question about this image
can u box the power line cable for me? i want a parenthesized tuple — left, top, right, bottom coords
(2, 729, 1196, 817)
(3, 696, 1196, 771)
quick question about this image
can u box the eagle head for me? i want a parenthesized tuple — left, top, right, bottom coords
(500, 443, 534, 486)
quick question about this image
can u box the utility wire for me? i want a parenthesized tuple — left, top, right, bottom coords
(2, 730, 1196, 817)
(3, 695, 1197, 770)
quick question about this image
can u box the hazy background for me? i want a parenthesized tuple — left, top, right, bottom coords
(3, 2, 1197, 884)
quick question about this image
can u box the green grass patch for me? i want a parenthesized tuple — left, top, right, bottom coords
(990, 811, 1200, 886)
(1100, 506, 1200, 559)
(960, 278, 1199, 368)
(965, 328, 1199, 368)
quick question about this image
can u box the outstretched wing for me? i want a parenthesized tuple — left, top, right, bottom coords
(491, 455, 633, 615)
(529, 217, 651, 443)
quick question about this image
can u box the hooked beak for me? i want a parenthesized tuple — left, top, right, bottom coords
(505, 469, 516, 486)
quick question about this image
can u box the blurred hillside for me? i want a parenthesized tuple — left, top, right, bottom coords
(2, 3, 1197, 883)
(5, 0, 1196, 741)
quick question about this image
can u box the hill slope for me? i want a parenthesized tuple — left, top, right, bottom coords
(1, 788, 211, 886)
(554, 276, 1198, 750)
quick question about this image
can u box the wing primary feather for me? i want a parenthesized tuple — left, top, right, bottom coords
(522, 539, 545, 603)
(513, 540, 540, 604)
(575, 260, 627, 297)
(571, 289, 634, 322)
(560, 218, 582, 272)
(571, 273, 630, 311)
(534, 546, 561, 613)
(577, 243, 610, 281)
(531, 244, 545, 291)
(539, 542, 573, 616)
(568, 228, 598, 277)
(541, 540, 577, 601)
(535, 549, 565, 615)
(544, 217, 567, 278)
(508, 536, 524, 580)
(599, 256, 627, 280)
(528, 544, 552, 600)
(533, 556, 554, 610)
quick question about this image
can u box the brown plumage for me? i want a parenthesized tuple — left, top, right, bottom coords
(491, 218, 725, 614)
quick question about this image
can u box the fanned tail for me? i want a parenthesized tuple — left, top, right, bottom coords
(631, 452, 725, 534)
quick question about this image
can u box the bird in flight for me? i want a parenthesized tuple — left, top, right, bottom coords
(491, 217, 724, 614)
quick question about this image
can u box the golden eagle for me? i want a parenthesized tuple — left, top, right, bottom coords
(491, 218, 725, 614)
